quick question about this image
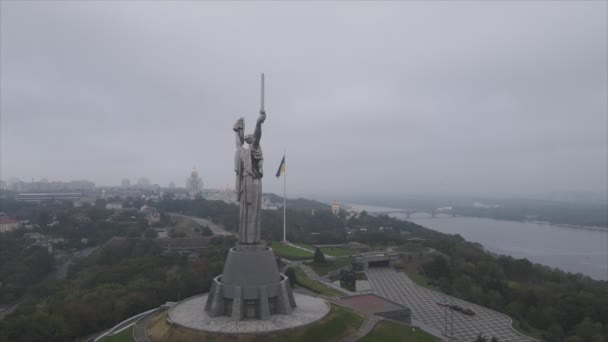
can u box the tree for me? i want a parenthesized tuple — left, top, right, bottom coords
(144, 229, 157, 239)
(36, 211, 50, 226)
(200, 225, 213, 236)
(572, 317, 602, 341)
(423, 255, 449, 278)
(313, 247, 325, 263)
(169, 229, 186, 238)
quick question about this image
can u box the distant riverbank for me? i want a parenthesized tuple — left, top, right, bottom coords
(527, 220, 608, 232)
(349, 203, 608, 281)
(347, 203, 608, 231)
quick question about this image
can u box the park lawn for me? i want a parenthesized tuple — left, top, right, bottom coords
(320, 247, 355, 256)
(394, 244, 427, 254)
(271, 242, 313, 260)
(359, 320, 440, 342)
(294, 267, 343, 296)
(402, 270, 442, 292)
(266, 305, 363, 342)
(307, 257, 353, 276)
(100, 327, 133, 342)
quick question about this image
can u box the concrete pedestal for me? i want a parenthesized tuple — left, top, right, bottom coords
(170, 293, 328, 334)
(204, 245, 296, 320)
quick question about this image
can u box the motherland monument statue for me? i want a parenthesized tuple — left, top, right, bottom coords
(204, 74, 297, 320)
(232, 78, 266, 245)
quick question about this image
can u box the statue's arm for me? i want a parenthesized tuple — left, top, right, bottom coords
(235, 131, 244, 148)
(253, 111, 266, 147)
(233, 118, 244, 148)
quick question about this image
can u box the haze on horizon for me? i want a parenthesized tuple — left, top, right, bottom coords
(1, 1, 607, 201)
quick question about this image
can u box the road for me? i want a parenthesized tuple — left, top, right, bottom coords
(169, 214, 235, 237)
(366, 267, 534, 342)
(132, 311, 156, 342)
(0, 299, 24, 320)
(54, 246, 100, 280)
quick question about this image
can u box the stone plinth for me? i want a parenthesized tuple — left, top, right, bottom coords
(204, 246, 296, 320)
(169, 293, 329, 334)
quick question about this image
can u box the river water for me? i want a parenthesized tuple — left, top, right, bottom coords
(350, 204, 608, 280)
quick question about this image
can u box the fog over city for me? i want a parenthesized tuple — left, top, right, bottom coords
(1, 1, 606, 200)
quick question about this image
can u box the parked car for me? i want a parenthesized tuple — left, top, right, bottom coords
(450, 304, 463, 311)
(463, 308, 475, 316)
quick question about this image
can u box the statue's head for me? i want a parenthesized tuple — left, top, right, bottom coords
(244, 134, 254, 145)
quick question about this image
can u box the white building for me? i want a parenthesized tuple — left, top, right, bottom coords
(106, 202, 123, 210)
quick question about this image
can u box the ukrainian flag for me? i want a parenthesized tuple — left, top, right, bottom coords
(275, 154, 285, 178)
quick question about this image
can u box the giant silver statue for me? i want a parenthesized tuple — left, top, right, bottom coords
(233, 75, 266, 244)
(205, 74, 296, 320)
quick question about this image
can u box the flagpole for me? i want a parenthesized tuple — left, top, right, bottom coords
(283, 150, 287, 242)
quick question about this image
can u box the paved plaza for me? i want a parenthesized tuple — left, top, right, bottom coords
(168, 293, 329, 334)
(366, 268, 534, 342)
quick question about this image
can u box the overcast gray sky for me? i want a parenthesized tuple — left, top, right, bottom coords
(1, 1, 606, 199)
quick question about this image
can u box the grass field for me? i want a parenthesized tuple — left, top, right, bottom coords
(147, 305, 362, 341)
(294, 267, 343, 296)
(266, 305, 363, 342)
(271, 242, 313, 260)
(402, 270, 441, 292)
(320, 247, 355, 256)
(394, 244, 427, 254)
(306, 257, 353, 276)
(172, 217, 203, 237)
(359, 320, 440, 342)
(100, 327, 133, 342)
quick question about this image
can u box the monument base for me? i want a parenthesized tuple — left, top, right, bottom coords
(170, 293, 328, 334)
(204, 246, 296, 320)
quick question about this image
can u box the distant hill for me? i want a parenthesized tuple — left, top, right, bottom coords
(263, 193, 330, 211)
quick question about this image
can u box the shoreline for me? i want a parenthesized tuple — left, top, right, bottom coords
(345, 203, 608, 232)
(526, 220, 608, 232)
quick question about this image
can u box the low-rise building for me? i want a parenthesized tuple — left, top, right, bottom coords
(0, 216, 20, 232)
(72, 212, 91, 224)
(24, 232, 47, 241)
(154, 227, 170, 238)
(74, 196, 97, 207)
(17, 192, 83, 203)
(141, 205, 160, 225)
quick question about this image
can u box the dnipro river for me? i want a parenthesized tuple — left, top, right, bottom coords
(350, 204, 608, 281)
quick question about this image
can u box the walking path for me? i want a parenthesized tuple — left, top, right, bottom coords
(132, 310, 157, 342)
(286, 242, 337, 260)
(286, 242, 314, 254)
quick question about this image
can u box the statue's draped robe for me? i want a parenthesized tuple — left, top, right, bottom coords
(235, 144, 263, 244)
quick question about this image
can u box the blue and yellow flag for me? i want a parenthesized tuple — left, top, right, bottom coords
(275, 155, 285, 178)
